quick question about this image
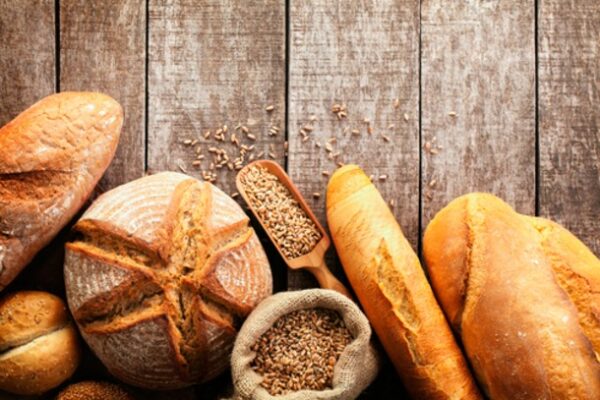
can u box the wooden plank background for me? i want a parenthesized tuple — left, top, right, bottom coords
(0, 0, 598, 399)
(421, 0, 536, 225)
(147, 0, 286, 197)
(538, 0, 600, 253)
(0, 0, 55, 126)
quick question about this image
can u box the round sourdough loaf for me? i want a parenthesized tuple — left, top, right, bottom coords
(64, 172, 273, 389)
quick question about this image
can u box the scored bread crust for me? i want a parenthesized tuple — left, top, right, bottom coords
(525, 216, 600, 360)
(326, 165, 482, 400)
(0, 324, 81, 395)
(64, 172, 272, 389)
(0, 92, 123, 290)
(423, 193, 600, 399)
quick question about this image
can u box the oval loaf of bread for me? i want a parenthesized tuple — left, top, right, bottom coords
(64, 172, 273, 389)
(0, 291, 81, 395)
(0, 92, 123, 290)
(423, 193, 600, 399)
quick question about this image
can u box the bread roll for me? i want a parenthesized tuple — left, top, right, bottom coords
(0, 291, 81, 395)
(423, 193, 600, 399)
(57, 381, 135, 400)
(0, 92, 123, 291)
(64, 172, 273, 389)
(326, 165, 481, 399)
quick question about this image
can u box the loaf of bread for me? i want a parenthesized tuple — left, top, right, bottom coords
(423, 193, 600, 399)
(0, 92, 123, 291)
(64, 172, 273, 389)
(57, 381, 135, 400)
(326, 165, 481, 399)
(0, 291, 81, 395)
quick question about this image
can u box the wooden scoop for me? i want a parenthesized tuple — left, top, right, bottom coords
(236, 160, 351, 298)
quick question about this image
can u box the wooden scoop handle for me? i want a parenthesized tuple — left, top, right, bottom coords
(308, 260, 352, 298)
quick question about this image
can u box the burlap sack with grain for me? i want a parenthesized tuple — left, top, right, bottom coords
(230, 289, 379, 400)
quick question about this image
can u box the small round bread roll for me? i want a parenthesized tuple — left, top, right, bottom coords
(57, 381, 135, 400)
(0, 291, 81, 395)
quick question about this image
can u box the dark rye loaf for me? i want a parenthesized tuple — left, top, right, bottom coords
(64, 172, 273, 389)
(0, 92, 122, 290)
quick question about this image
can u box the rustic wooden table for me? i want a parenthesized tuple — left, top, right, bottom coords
(1, 1, 598, 399)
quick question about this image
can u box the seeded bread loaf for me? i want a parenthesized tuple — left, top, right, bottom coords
(0, 92, 123, 291)
(57, 381, 135, 400)
(423, 193, 600, 399)
(0, 291, 81, 395)
(326, 165, 481, 399)
(64, 172, 273, 389)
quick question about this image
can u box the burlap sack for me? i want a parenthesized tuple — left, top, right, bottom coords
(230, 289, 379, 400)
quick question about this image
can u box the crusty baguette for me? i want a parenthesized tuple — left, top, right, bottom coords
(0, 92, 123, 290)
(423, 193, 600, 399)
(326, 165, 481, 400)
(64, 172, 273, 389)
(0, 291, 81, 395)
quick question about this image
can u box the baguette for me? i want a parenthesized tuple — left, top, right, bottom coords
(423, 193, 600, 399)
(326, 165, 481, 399)
(0, 92, 123, 290)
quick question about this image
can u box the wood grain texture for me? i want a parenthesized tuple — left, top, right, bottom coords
(0, 0, 55, 126)
(60, 0, 146, 191)
(538, 0, 600, 254)
(421, 0, 536, 225)
(288, 0, 420, 292)
(148, 0, 286, 197)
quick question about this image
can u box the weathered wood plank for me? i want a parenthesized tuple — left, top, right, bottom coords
(538, 0, 600, 254)
(421, 0, 536, 225)
(0, 0, 55, 126)
(288, 0, 420, 294)
(148, 0, 286, 199)
(60, 0, 146, 191)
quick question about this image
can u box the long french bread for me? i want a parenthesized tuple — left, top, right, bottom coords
(326, 165, 481, 399)
(0, 92, 122, 290)
(423, 193, 600, 399)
